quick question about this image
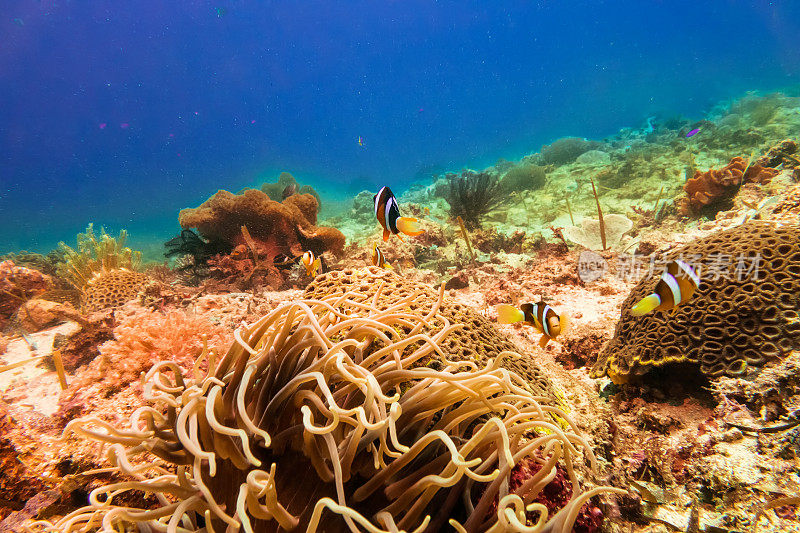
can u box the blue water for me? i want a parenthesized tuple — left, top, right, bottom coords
(2, 1, 799, 256)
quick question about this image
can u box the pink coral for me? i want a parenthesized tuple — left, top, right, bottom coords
(58, 304, 230, 420)
(0, 260, 53, 328)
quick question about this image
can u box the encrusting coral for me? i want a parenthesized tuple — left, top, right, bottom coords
(592, 221, 800, 383)
(0, 260, 53, 329)
(34, 267, 623, 532)
(179, 188, 345, 261)
(677, 156, 780, 217)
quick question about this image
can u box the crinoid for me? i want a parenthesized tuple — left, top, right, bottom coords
(56, 224, 142, 291)
(37, 271, 622, 532)
(444, 170, 504, 230)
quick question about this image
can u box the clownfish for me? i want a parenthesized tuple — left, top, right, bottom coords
(630, 260, 700, 316)
(301, 250, 322, 277)
(374, 186, 424, 242)
(496, 302, 570, 349)
(371, 244, 393, 269)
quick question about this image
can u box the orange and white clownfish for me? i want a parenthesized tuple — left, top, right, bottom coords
(374, 186, 424, 242)
(497, 301, 570, 349)
(301, 250, 322, 277)
(371, 244, 393, 269)
(630, 259, 700, 316)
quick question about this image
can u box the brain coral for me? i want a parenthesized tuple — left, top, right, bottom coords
(50, 268, 619, 532)
(81, 268, 150, 313)
(305, 267, 562, 401)
(179, 188, 345, 260)
(592, 221, 800, 383)
(677, 156, 780, 216)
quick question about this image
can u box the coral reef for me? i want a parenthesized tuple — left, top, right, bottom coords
(80, 268, 150, 313)
(444, 170, 505, 230)
(260, 171, 321, 207)
(540, 137, 599, 166)
(563, 214, 634, 252)
(0, 260, 53, 329)
(55, 224, 142, 291)
(43, 271, 621, 532)
(305, 267, 563, 399)
(58, 304, 229, 420)
(499, 162, 547, 192)
(677, 156, 780, 217)
(179, 188, 345, 261)
(593, 221, 800, 383)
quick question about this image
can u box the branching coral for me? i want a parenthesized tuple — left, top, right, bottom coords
(39, 271, 622, 532)
(445, 171, 505, 230)
(58, 305, 229, 418)
(56, 224, 142, 291)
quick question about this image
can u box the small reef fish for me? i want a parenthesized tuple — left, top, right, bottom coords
(496, 302, 570, 349)
(371, 244, 393, 269)
(282, 183, 297, 200)
(685, 128, 700, 138)
(358, 136, 365, 147)
(301, 250, 322, 277)
(630, 260, 700, 316)
(373, 186, 424, 242)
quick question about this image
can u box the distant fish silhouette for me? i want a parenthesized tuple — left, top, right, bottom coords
(685, 128, 700, 138)
(282, 183, 297, 200)
(358, 136, 365, 147)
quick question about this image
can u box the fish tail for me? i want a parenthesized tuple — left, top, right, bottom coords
(630, 293, 661, 316)
(396, 217, 424, 237)
(496, 304, 525, 324)
(385, 262, 393, 270)
(313, 257, 321, 275)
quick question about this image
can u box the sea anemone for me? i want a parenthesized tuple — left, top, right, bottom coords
(35, 280, 622, 532)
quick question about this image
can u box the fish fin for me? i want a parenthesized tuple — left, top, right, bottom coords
(312, 258, 321, 276)
(383, 228, 390, 241)
(385, 263, 393, 270)
(304, 265, 313, 276)
(630, 294, 661, 316)
(558, 312, 570, 337)
(396, 217, 424, 237)
(496, 304, 525, 324)
(539, 335, 551, 349)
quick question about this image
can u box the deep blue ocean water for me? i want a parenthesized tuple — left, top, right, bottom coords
(1, 1, 799, 256)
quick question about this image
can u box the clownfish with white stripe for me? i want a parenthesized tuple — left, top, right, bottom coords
(301, 250, 322, 277)
(371, 244, 393, 269)
(630, 259, 700, 316)
(496, 301, 570, 349)
(374, 186, 424, 242)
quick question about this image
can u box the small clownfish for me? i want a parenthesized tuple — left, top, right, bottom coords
(374, 186, 424, 242)
(371, 244, 393, 269)
(497, 302, 570, 349)
(630, 260, 700, 316)
(301, 250, 322, 277)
